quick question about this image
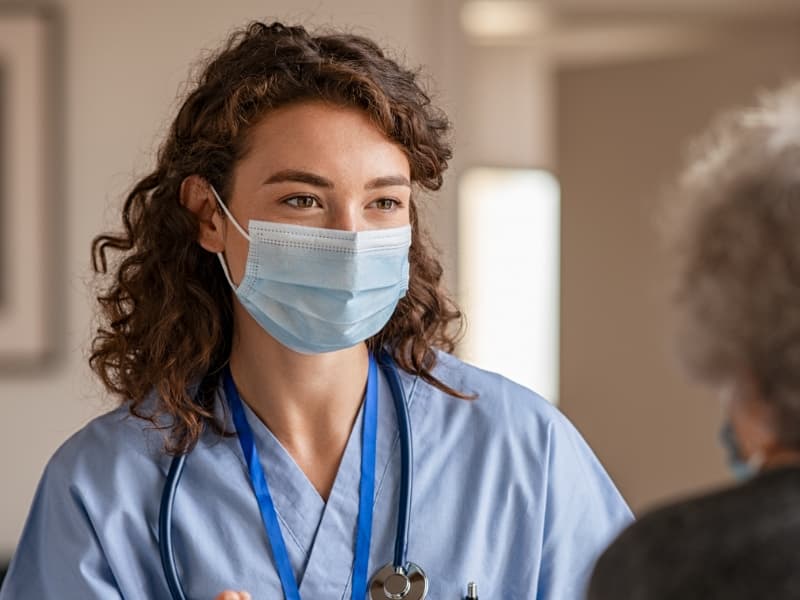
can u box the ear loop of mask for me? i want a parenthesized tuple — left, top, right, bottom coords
(210, 185, 250, 290)
(720, 387, 767, 480)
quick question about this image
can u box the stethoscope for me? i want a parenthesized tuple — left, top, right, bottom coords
(158, 350, 429, 600)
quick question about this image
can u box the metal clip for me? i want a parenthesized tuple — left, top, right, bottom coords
(465, 581, 478, 599)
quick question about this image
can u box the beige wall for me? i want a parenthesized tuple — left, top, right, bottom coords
(0, 0, 435, 558)
(558, 31, 800, 511)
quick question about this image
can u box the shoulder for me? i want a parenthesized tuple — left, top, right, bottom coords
(610, 466, 800, 550)
(407, 351, 624, 500)
(412, 350, 576, 447)
(4, 401, 179, 599)
(417, 351, 631, 504)
(41, 400, 170, 502)
(589, 469, 800, 599)
(411, 351, 632, 595)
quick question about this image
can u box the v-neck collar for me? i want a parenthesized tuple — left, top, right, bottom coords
(298, 365, 417, 598)
(222, 364, 418, 594)
(237, 397, 335, 575)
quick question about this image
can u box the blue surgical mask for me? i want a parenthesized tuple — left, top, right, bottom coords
(719, 421, 764, 481)
(211, 187, 411, 354)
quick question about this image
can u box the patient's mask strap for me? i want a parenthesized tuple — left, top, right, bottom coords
(210, 185, 249, 289)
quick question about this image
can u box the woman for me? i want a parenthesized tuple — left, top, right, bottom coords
(588, 82, 800, 599)
(1, 22, 630, 600)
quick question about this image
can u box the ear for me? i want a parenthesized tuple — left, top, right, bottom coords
(726, 372, 780, 459)
(180, 175, 225, 253)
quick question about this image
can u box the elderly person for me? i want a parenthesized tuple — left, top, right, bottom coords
(588, 82, 800, 600)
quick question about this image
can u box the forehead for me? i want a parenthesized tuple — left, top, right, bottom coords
(238, 100, 410, 178)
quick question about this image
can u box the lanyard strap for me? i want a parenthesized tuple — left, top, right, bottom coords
(224, 353, 379, 600)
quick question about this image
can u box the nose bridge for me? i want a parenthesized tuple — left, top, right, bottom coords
(329, 194, 362, 231)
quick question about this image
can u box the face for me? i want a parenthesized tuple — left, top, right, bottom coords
(211, 101, 412, 284)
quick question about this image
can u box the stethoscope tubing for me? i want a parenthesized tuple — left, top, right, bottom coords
(377, 351, 412, 571)
(158, 350, 414, 600)
(159, 452, 188, 600)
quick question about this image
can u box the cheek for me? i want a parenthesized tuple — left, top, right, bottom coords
(381, 208, 411, 229)
(400, 203, 412, 225)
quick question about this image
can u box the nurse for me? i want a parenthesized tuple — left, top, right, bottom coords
(1, 21, 631, 600)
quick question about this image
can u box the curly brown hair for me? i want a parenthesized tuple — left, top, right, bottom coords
(90, 21, 464, 453)
(669, 81, 800, 447)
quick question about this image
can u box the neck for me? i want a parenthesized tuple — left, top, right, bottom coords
(762, 448, 800, 472)
(228, 306, 370, 500)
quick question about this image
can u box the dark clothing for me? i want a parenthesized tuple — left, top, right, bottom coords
(588, 467, 800, 600)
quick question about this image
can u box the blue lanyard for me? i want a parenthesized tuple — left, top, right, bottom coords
(224, 353, 379, 600)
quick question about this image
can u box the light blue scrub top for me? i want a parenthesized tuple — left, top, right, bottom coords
(1, 352, 632, 599)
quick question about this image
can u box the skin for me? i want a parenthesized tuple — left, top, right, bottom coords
(723, 371, 800, 471)
(182, 100, 412, 598)
(214, 593, 251, 600)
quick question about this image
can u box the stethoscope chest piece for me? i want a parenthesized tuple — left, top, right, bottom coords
(369, 562, 428, 600)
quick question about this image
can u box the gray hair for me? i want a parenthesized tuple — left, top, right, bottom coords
(671, 81, 800, 446)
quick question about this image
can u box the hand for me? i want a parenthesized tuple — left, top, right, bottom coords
(214, 591, 252, 600)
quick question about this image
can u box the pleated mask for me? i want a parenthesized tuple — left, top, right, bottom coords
(211, 187, 411, 354)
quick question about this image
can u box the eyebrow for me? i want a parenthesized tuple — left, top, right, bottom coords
(264, 169, 411, 190)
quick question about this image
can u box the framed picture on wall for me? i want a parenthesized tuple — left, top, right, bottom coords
(0, 6, 58, 368)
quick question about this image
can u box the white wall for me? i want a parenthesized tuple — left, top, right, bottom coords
(0, 0, 436, 558)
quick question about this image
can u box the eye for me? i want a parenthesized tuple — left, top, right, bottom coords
(371, 198, 400, 210)
(284, 195, 321, 209)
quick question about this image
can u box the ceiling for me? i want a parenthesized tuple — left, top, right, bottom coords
(550, 0, 800, 18)
(459, 0, 800, 64)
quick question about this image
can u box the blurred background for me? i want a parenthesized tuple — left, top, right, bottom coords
(2, 0, 800, 569)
